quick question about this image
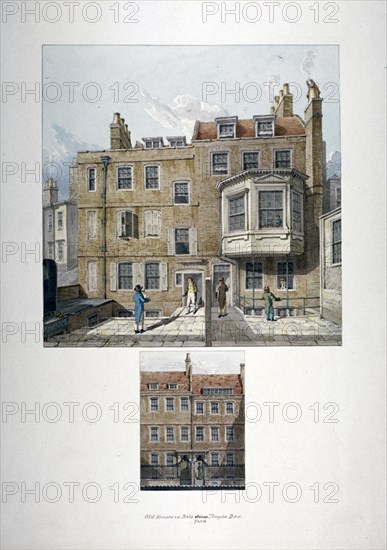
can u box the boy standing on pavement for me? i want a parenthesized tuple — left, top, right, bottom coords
(184, 277, 198, 314)
(261, 285, 281, 321)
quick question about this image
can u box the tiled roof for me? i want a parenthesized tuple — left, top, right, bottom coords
(193, 117, 305, 140)
(191, 374, 243, 395)
(141, 371, 189, 392)
(141, 372, 243, 394)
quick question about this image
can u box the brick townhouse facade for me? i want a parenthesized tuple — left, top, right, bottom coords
(70, 80, 323, 317)
(140, 353, 245, 488)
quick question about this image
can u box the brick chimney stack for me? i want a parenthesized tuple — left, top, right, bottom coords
(304, 78, 323, 298)
(273, 83, 293, 117)
(110, 112, 132, 149)
(240, 363, 245, 392)
(185, 353, 192, 391)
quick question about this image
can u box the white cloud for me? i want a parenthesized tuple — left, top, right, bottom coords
(43, 123, 101, 199)
(141, 89, 229, 138)
(300, 50, 316, 77)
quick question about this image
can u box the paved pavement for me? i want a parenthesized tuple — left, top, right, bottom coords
(45, 307, 342, 347)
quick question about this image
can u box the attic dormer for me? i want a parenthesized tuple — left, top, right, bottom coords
(253, 115, 276, 137)
(215, 116, 238, 139)
(143, 137, 164, 149)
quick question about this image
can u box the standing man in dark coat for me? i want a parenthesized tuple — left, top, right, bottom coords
(216, 277, 229, 318)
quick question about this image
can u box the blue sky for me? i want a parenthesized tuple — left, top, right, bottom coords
(43, 45, 340, 199)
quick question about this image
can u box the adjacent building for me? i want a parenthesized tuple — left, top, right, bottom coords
(140, 353, 245, 489)
(320, 207, 342, 324)
(43, 178, 77, 273)
(323, 175, 341, 214)
(70, 80, 324, 317)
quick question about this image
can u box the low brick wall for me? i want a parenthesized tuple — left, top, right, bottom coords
(57, 284, 80, 302)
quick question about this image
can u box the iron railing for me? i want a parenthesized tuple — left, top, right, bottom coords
(236, 294, 320, 316)
(140, 464, 245, 482)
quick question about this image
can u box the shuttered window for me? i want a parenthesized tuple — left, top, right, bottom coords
(144, 210, 161, 237)
(116, 211, 138, 239)
(87, 211, 97, 239)
(87, 261, 98, 291)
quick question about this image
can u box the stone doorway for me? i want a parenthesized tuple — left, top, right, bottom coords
(212, 264, 232, 306)
(182, 272, 204, 308)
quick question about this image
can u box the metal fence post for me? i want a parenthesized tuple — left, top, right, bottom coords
(205, 277, 212, 347)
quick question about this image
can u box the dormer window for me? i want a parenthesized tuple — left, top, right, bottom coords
(167, 136, 186, 147)
(216, 116, 237, 139)
(143, 138, 163, 149)
(219, 124, 235, 138)
(167, 384, 178, 390)
(148, 383, 158, 390)
(254, 115, 275, 137)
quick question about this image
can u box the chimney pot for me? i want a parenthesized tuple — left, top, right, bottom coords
(283, 83, 290, 95)
(113, 112, 120, 124)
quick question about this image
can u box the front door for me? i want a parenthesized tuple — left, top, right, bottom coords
(178, 456, 192, 486)
(212, 264, 232, 306)
(193, 456, 205, 487)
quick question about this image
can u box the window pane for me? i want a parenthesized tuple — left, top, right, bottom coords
(226, 402, 234, 414)
(229, 196, 245, 231)
(226, 426, 234, 441)
(332, 220, 342, 263)
(226, 453, 234, 466)
(145, 263, 160, 289)
(245, 262, 263, 290)
(275, 150, 291, 168)
(196, 427, 204, 441)
(257, 121, 273, 136)
(118, 262, 132, 290)
(88, 168, 96, 191)
(118, 166, 132, 189)
(212, 153, 228, 174)
(180, 397, 188, 411)
(259, 191, 283, 228)
(243, 152, 259, 169)
(211, 427, 219, 441)
(292, 192, 302, 232)
(219, 124, 234, 138)
(145, 166, 159, 189)
(174, 182, 189, 204)
(181, 427, 189, 441)
(277, 261, 295, 290)
(166, 398, 174, 411)
(175, 228, 190, 254)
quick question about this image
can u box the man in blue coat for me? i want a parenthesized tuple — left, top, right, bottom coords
(133, 285, 150, 333)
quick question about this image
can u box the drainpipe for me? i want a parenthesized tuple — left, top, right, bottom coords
(100, 155, 111, 299)
(285, 254, 290, 313)
(217, 192, 240, 307)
